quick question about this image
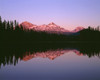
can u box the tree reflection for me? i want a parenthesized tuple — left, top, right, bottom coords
(0, 44, 100, 68)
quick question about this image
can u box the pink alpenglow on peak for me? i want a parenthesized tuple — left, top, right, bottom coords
(20, 22, 70, 34)
(20, 22, 85, 34)
(48, 22, 58, 26)
(72, 27, 85, 32)
(20, 21, 37, 29)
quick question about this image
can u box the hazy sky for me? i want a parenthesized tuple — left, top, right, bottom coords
(0, 0, 100, 30)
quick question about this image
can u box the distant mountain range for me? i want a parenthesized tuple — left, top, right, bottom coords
(20, 21, 85, 34)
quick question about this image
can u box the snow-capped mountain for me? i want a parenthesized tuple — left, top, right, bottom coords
(33, 22, 69, 32)
(20, 21, 84, 34)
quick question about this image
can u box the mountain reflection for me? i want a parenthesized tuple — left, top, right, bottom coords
(0, 44, 100, 68)
(22, 49, 83, 61)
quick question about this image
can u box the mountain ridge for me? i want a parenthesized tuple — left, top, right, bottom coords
(20, 21, 85, 34)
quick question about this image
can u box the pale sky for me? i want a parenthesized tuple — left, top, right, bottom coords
(0, 0, 100, 30)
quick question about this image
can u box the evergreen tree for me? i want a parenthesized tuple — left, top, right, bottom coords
(20, 25, 23, 31)
(10, 21, 14, 31)
(2, 20, 6, 31)
(7, 21, 10, 31)
(0, 16, 2, 31)
(14, 20, 19, 31)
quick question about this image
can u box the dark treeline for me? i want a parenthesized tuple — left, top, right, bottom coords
(0, 16, 100, 45)
(78, 26, 100, 41)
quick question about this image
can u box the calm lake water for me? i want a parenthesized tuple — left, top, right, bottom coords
(0, 45, 100, 80)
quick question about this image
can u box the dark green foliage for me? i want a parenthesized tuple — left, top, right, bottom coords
(7, 21, 10, 30)
(10, 21, 14, 31)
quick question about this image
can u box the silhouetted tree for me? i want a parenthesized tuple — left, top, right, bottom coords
(2, 20, 6, 31)
(15, 21, 20, 31)
(7, 21, 11, 31)
(10, 21, 14, 31)
(20, 25, 23, 31)
(0, 16, 2, 30)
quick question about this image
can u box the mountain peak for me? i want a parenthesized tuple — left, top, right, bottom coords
(21, 21, 32, 25)
(76, 26, 84, 29)
(20, 21, 37, 29)
(72, 26, 85, 32)
(21, 21, 33, 27)
(48, 22, 56, 25)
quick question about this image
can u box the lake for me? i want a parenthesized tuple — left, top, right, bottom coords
(0, 44, 100, 80)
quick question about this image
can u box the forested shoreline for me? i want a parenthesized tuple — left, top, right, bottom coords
(0, 16, 100, 45)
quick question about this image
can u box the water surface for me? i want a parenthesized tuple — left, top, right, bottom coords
(0, 45, 100, 80)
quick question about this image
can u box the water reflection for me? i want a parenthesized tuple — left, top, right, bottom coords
(0, 44, 100, 68)
(22, 49, 83, 61)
